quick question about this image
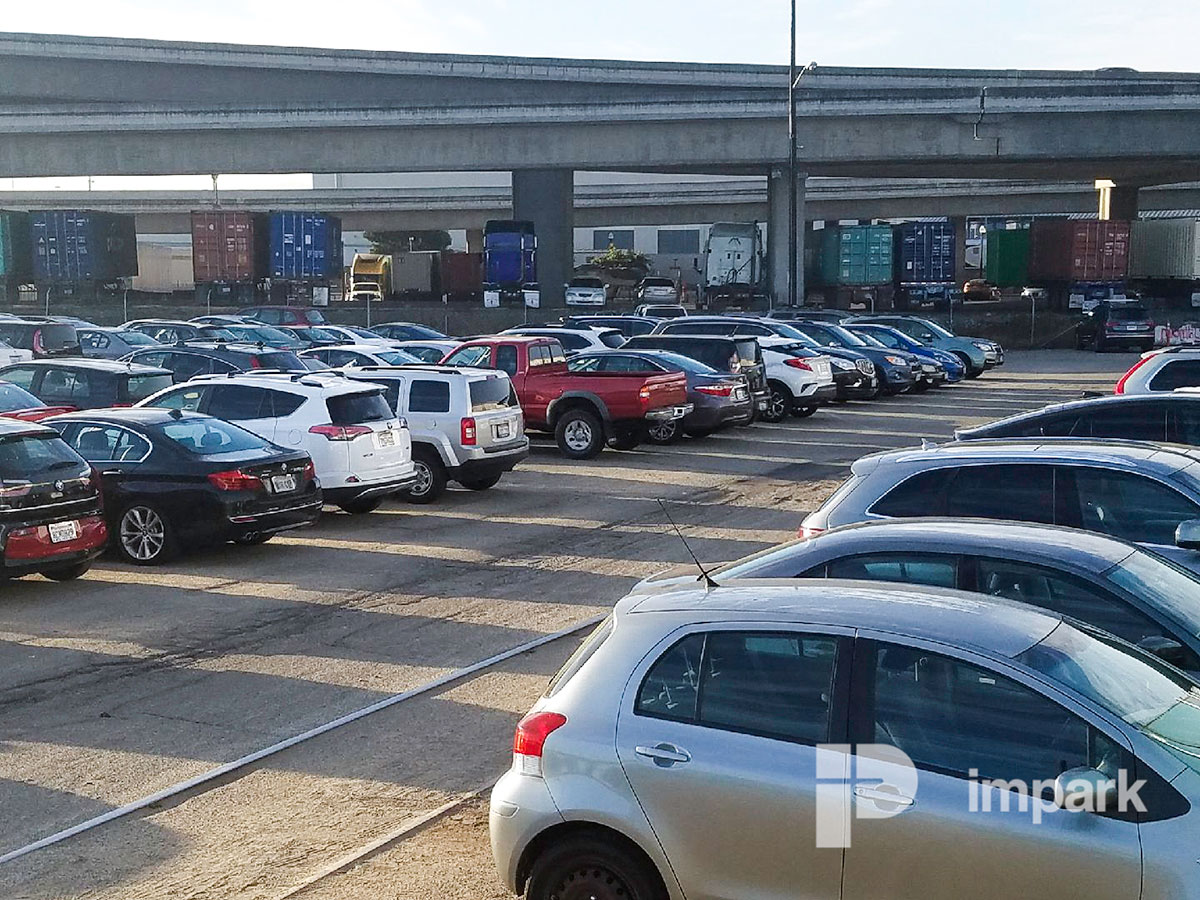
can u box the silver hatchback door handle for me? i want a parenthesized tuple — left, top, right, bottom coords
(854, 785, 915, 808)
(635, 743, 691, 766)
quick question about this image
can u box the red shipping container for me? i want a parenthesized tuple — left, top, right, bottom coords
(191, 211, 267, 283)
(438, 250, 483, 295)
(1029, 220, 1130, 282)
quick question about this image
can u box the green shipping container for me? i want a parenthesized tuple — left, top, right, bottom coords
(985, 228, 1031, 288)
(817, 225, 893, 286)
(0, 211, 32, 284)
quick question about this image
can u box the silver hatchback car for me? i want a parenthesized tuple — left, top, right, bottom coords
(491, 581, 1200, 900)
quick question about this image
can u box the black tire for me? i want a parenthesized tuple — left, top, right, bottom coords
(459, 473, 502, 491)
(555, 408, 605, 459)
(526, 834, 667, 900)
(646, 419, 680, 444)
(608, 425, 643, 451)
(791, 406, 818, 418)
(966, 368, 984, 379)
(339, 497, 383, 515)
(232, 533, 274, 546)
(761, 381, 793, 423)
(683, 427, 714, 438)
(405, 449, 448, 504)
(116, 503, 179, 565)
(41, 561, 91, 581)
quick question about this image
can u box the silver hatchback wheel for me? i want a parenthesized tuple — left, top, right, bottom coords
(563, 418, 595, 452)
(120, 506, 167, 562)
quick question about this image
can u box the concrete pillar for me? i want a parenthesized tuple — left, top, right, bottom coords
(512, 168, 573, 307)
(465, 228, 484, 254)
(1097, 180, 1140, 220)
(951, 215, 969, 286)
(767, 166, 806, 307)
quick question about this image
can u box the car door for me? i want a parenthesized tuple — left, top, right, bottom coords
(616, 625, 850, 900)
(204, 384, 277, 441)
(60, 422, 153, 511)
(840, 636, 1142, 900)
(1059, 465, 1200, 553)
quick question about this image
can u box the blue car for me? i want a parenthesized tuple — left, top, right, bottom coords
(847, 322, 965, 383)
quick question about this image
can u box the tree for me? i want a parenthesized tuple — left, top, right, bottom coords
(364, 230, 452, 254)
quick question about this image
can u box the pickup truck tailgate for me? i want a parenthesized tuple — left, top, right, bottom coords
(641, 372, 689, 410)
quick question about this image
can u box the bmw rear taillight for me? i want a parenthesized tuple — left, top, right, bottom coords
(513, 711, 567, 776)
(1115, 355, 1154, 394)
(785, 357, 813, 371)
(309, 424, 373, 441)
(301, 459, 316, 482)
(207, 469, 263, 491)
(461, 417, 477, 446)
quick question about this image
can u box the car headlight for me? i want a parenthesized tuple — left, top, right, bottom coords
(971, 340, 992, 351)
(884, 355, 907, 366)
(832, 358, 853, 371)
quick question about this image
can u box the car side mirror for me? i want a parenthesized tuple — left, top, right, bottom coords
(1053, 767, 1117, 813)
(1176, 519, 1200, 550)
(1136, 635, 1189, 667)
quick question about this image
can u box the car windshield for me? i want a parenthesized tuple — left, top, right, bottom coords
(919, 319, 955, 339)
(302, 310, 329, 325)
(570, 278, 604, 288)
(232, 325, 298, 345)
(0, 432, 84, 478)
(0, 381, 44, 411)
(376, 350, 421, 365)
(348, 327, 384, 340)
(1018, 621, 1200, 771)
(401, 323, 447, 339)
(125, 374, 175, 402)
(1106, 550, 1200, 639)
(854, 331, 888, 348)
(160, 417, 271, 454)
(856, 328, 900, 349)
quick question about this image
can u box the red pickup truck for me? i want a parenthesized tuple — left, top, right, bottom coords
(441, 336, 692, 458)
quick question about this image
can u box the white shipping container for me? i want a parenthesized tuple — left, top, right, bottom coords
(1129, 219, 1200, 280)
(132, 242, 195, 293)
(389, 251, 437, 293)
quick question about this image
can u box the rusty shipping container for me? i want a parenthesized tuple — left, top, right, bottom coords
(191, 211, 268, 284)
(1029, 220, 1130, 282)
(438, 250, 483, 296)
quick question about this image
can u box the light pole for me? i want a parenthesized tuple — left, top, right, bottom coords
(788, 3, 816, 309)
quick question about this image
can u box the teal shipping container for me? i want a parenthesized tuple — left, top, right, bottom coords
(0, 211, 32, 283)
(817, 225, 893, 286)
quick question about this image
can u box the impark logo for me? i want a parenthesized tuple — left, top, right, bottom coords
(815, 744, 918, 849)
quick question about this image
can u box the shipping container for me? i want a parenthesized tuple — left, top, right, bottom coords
(1129, 219, 1200, 280)
(390, 251, 438, 294)
(0, 211, 32, 284)
(132, 243, 195, 293)
(984, 228, 1031, 288)
(816, 224, 893, 286)
(438, 250, 483, 296)
(269, 212, 342, 282)
(895, 222, 955, 285)
(1028, 219, 1130, 283)
(191, 211, 268, 284)
(484, 220, 537, 290)
(30, 210, 138, 283)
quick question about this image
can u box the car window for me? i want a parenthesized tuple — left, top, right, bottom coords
(1009, 413, 1079, 437)
(599, 331, 625, 349)
(1069, 467, 1200, 545)
(256, 351, 306, 370)
(975, 557, 1199, 669)
(601, 355, 662, 373)
(40, 368, 93, 404)
(469, 377, 516, 412)
(872, 644, 1099, 784)
(129, 351, 169, 369)
(160, 417, 271, 454)
(1079, 403, 1168, 440)
(71, 425, 152, 463)
(826, 553, 958, 589)
(567, 355, 602, 373)
(0, 381, 43, 411)
(1150, 360, 1200, 392)
(1173, 406, 1200, 444)
(496, 344, 518, 376)
(206, 385, 270, 421)
(733, 323, 773, 337)
(327, 391, 393, 424)
(871, 469, 956, 516)
(124, 374, 174, 403)
(408, 380, 451, 414)
(79, 331, 110, 351)
(147, 386, 207, 412)
(0, 366, 38, 390)
(862, 329, 900, 349)
(945, 464, 1056, 524)
(444, 346, 492, 368)
(635, 634, 705, 722)
(165, 352, 216, 381)
(0, 432, 86, 478)
(555, 333, 591, 351)
(253, 309, 282, 324)
(325, 349, 360, 368)
(266, 389, 305, 418)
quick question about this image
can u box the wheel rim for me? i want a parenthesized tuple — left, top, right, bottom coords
(410, 460, 433, 496)
(648, 421, 675, 442)
(768, 389, 788, 419)
(552, 864, 635, 900)
(120, 506, 165, 561)
(564, 419, 594, 452)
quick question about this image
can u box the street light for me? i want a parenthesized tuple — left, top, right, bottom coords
(788, 2, 816, 309)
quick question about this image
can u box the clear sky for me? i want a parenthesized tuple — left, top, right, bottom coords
(5, 0, 1200, 71)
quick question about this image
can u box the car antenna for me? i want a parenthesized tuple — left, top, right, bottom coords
(656, 498, 718, 589)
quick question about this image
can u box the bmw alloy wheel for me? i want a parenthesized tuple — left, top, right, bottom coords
(120, 506, 166, 562)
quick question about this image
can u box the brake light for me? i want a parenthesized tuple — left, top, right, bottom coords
(1114, 355, 1154, 394)
(638, 385, 652, 403)
(308, 424, 373, 441)
(513, 711, 567, 776)
(696, 383, 734, 397)
(301, 459, 316, 482)
(32, 329, 44, 355)
(784, 357, 813, 371)
(798, 524, 825, 539)
(207, 469, 263, 491)
(249, 356, 262, 368)
(461, 417, 477, 446)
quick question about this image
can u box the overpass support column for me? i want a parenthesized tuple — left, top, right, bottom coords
(768, 166, 807, 307)
(1097, 180, 1140, 220)
(513, 168, 573, 307)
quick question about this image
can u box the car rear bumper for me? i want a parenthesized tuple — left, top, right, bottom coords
(323, 471, 419, 504)
(490, 768, 566, 894)
(2, 513, 108, 574)
(686, 399, 754, 430)
(226, 497, 324, 534)
(451, 443, 530, 481)
(644, 403, 695, 422)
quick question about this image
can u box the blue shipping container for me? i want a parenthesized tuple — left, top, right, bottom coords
(895, 222, 956, 285)
(31, 210, 138, 282)
(484, 220, 537, 288)
(269, 212, 343, 282)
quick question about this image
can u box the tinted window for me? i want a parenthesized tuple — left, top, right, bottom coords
(1070, 468, 1200, 545)
(327, 391, 392, 424)
(555, 333, 591, 351)
(599, 331, 626, 348)
(1150, 360, 1200, 392)
(149, 386, 206, 412)
(0, 432, 86, 478)
(444, 346, 492, 368)
(257, 351, 305, 371)
(698, 632, 838, 744)
(1081, 403, 1167, 441)
(129, 351, 169, 369)
(0, 381, 43, 411)
(733, 323, 773, 337)
(1174, 406, 1200, 445)
(79, 331, 110, 351)
(71, 425, 152, 462)
(945, 464, 1056, 524)
(636, 634, 705, 722)
(663, 322, 733, 335)
(39, 368, 94, 404)
(827, 553, 958, 588)
(1108, 305, 1150, 322)
(207, 385, 270, 421)
(469, 377, 516, 412)
(409, 380, 451, 413)
(164, 352, 216, 381)
(124, 374, 173, 403)
(33, 325, 79, 352)
(267, 390, 305, 418)
(496, 344, 518, 376)
(601, 355, 662, 373)
(872, 644, 1094, 784)
(0, 325, 31, 348)
(872, 469, 955, 517)
(160, 418, 270, 454)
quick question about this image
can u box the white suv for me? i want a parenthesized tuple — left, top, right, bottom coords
(334, 365, 528, 502)
(137, 372, 416, 513)
(758, 336, 837, 420)
(499, 326, 625, 354)
(1116, 347, 1200, 394)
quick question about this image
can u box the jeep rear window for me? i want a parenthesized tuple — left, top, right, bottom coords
(0, 433, 85, 479)
(327, 391, 393, 424)
(469, 377, 517, 412)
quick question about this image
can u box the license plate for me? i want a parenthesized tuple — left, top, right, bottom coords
(1124, 325, 1138, 331)
(376, 430, 397, 448)
(494, 422, 512, 440)
(48, 520, 78, 543)
(756, 399, 769, 411)
(270, 474, 296, 493)
(734, 388, 748, 401)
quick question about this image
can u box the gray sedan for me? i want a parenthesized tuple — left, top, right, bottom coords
(491, 580, 1200, 900)
(77, 327, 161, 360)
